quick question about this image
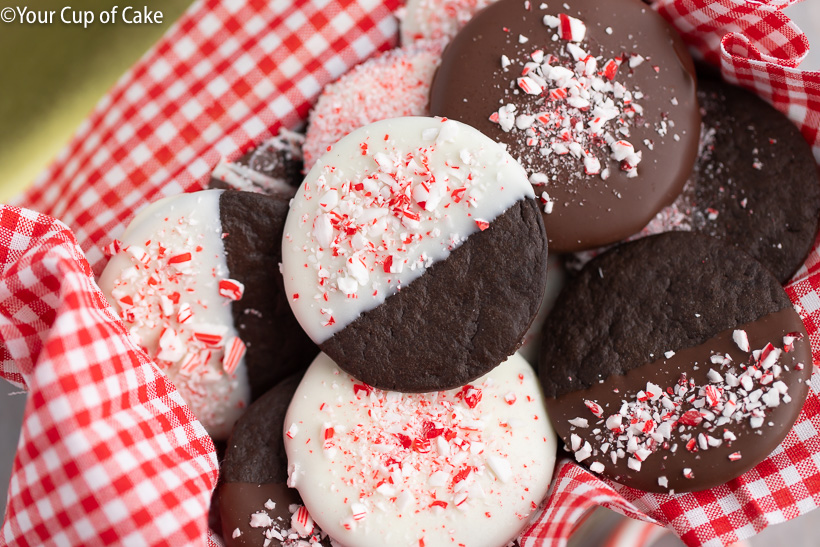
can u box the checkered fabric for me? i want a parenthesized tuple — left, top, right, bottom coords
(2, 0, 820, 545)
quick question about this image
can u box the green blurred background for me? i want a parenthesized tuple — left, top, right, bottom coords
(0, 0, 193, 202)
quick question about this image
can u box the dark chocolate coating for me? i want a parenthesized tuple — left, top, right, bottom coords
(539, 232, 791, 398)
(688, 77, 820, 283)
(219, 191, 318, 401)
(547, 307, 811, 492)
(322, 198, 548, 392)
(219, 482, 312, 547)
(429, 0, 700, 252)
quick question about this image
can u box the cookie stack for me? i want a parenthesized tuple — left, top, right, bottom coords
(96, 0, 820, 545)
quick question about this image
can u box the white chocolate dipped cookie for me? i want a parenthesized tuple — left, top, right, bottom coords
(282, 116, 547, 392)
(284, 351, 556, 547)
(99, 189, 316, 439)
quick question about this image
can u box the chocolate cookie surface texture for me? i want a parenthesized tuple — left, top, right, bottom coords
(685, 77, 820, 283)
(429, 0, 700, 252)
(282, 116, 548, 392)
(539, 232, 812, 492)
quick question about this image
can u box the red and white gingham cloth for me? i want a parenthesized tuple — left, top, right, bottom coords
(2, 0, 820, 545)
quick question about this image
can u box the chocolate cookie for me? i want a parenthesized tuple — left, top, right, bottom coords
(540, 232, 812, 492)
(282, 117, 548, 392)
(210, 128, 304, 197)
(684, 77, 820, 283)
(429, 0, 700, 252)
(98, 190, 316, 439)
(219, 375, 331, 546)
(219, 191, 318, 402)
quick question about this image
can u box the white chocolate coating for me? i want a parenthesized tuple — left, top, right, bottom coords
(282, 116, 534, 344)
(284, 352, 556, 547)
(98, 190, 249, 440)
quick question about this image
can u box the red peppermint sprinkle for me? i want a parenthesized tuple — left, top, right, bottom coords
(222, 337, 246, 374)
(475, 219, 490, 231)
(192, 326, 225, 347)
(585, 400, 604, 417)
(728, 452, 742, 461)
(558, 13, 586, 42)
(602, 59, 619, 80)
(105, 239, 126, 257)
(218, 278, 245, 301)
(291, 505, 314, 536)
(176, 303, 193, 324)
(678, 409, 703, 427)
(168, 252, 192, 264)
(703, 385, 721, 407)
(459, 385, 482, 408)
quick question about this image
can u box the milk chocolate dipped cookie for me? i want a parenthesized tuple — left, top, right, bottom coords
(210, 128, 304, 197)
(303, 42, 442, 170)
(429, 0, 700, 252)
(98, 190, 317, 439)
(284, 352, 556, 547)
(282, 117, 547, 392)
(219, 375, 331, 546)
(540, 232, 812, 492)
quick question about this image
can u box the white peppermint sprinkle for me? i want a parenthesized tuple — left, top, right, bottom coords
(733, 329, 750, 352)
(250, 512, 273, 528)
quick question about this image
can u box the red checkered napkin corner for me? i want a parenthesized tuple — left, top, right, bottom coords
(521, 1, 820, 546)
(0, 206, 218, 546)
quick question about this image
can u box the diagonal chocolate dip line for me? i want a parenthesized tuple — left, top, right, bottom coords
(547, 307, 812, 493)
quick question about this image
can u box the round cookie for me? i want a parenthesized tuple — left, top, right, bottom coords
(303, 42, 442, 171)
(284, 352, 556, 547)
(219, 375, 331, 546)
(98, 190, 317, 439)
(211, 128, 305, 197)
(683, 77, 820, 283)
(540, 232, 812, 493)
(400, 0, 496, 44)
(429, 0, 700, 252)
(282, 117, 547, 392)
